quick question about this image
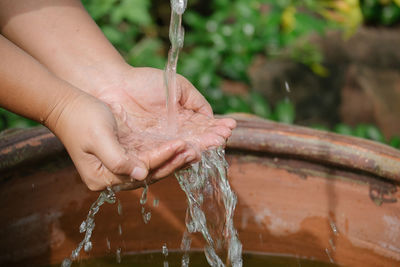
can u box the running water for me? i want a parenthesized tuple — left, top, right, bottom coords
(165, 1, 242, 266)
(61, 188, 116, 267)
(176, 148, 242, 267)
(164, 0, 186, 134)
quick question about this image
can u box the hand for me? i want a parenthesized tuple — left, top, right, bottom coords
(46, 91, 188, 191)
(92, 67, 236, 180)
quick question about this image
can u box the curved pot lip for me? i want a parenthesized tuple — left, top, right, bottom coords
(1, 114, 400, 183)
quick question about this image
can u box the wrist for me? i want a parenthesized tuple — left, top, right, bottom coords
(43, 84, 87, 135)
(62, 61, 132, 99)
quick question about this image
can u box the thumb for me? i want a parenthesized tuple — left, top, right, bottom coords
(92, 129, 148, 181)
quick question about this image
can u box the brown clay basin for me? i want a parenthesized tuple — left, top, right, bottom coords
(0, 115, 399, 266)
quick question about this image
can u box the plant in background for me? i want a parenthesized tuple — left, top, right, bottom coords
(179, 0, 332, 114)
(82, 0, 166, 68)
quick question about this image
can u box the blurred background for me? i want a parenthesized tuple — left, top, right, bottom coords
(1, 0, 400, 148)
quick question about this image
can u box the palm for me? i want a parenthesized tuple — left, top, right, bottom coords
(98, 67, 235, 155)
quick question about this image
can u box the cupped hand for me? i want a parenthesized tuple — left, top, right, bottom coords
(94, 67, 236, 178)
(46, 91, 188, 191)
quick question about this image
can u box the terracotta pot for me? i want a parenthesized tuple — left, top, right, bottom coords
(0, 115, 399, 267)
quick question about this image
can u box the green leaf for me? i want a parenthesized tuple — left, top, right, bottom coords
(82, 0, 117, 20)
(227, 96, 252, 113)
(311, 124, 330, 131)
(127, 38, 165, 68)
(274, 99, 295, 124)
(389, 136, 400, 148)
(365, 125, 385, 143)
(334, 123, 353, 136)
(249, 91, 271, 118)
(354, 124, 385, 142)
(110, 0, 152, 25)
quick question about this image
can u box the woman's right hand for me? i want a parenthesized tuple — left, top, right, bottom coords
(46, 92, 189, 191)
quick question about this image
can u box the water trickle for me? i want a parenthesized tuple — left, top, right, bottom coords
(106, 237, 111, 251)
(164, 0, 187, 134)
(325, 248, 335, 263)
(285, 81, 291, 93)
(118, 224, 123, 236)
(175, 147, 243, 267)
(61, 187, 116, 267)
(117, 199, 123, 216)
(162, 243, 169, 257)
(116, 247, 122, 263)
(140, 183, 152, 224)
(329, 219, 339, 236)
(180, 229, 191, 267)
(329, 238, 336, 251)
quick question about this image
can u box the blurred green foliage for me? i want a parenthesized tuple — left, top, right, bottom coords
(361, 0, 400, 25)
(179, 0, 331, 114)
(1, 0, 399, 150)
(0, 108, 38, 131)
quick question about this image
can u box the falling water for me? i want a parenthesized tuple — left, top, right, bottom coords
(164, 0, 187, 134)
(176, 148, 243, 267)
(165, 0, 242, 265)
(61, 187, 116, 267)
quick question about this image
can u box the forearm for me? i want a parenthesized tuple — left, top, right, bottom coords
(0, 0, 128, 97)
(0, 34, 82, 130)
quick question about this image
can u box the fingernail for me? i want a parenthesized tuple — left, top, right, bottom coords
(131, 167, 148, 180)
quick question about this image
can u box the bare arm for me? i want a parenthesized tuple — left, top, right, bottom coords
(0, 0, 127, 96)
(0, 34, 79, 127)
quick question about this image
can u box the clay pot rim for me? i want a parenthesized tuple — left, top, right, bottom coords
(1, 115, 400, 184)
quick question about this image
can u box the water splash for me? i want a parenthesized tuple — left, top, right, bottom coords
(117, 199, 123, 216)
(61, 187, 116, 267)
(164, 0, 187, 134)
(175, 147, 243, 267)
(116, 247, 122, 263)
(162, 243, 169, 256)
(140, 183, 152, 224)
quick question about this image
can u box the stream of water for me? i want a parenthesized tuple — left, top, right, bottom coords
(176, 148, 242, 267)
(164, 0, 186, 134)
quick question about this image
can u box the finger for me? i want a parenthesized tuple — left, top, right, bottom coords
(139, 139, 186, 171)
(72, 152, 124, 191)
(214, 118, 237, 129)
(179, 75, 213, 117)
(151, 149, 197, 179)
(89, 128, 149, 181)
(209, 125, 233, 139)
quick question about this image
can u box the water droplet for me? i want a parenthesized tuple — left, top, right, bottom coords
(329, 238, 336, 251)
(140, 184, 148, 205)
(117, 199, 123, 216)
(118, 224, 122, 235)
(325, 248, 335, 263)
(106, 237, 111, 250)
(61, 258, 72, 267)
(84, 241, 92, 252)
(79, 221, 86, 233)
(153, 198, 159, 207)
(285, 81, 291, 93)
(116, 247, 122, 263)
(162, 243, 168, 257)
(329, 220, 339, 236)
